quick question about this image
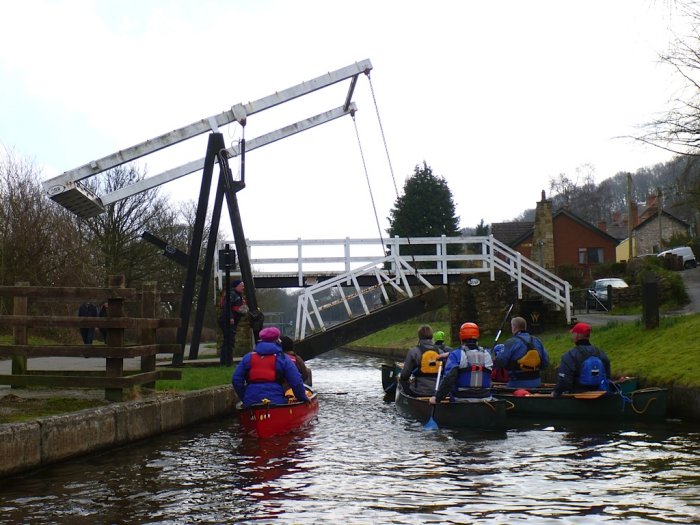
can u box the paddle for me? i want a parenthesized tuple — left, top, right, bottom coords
(491, 303, 514, 382)
(565, 390, 607, 400)
(493, 303, 514, 345)
(529, 390, 607, 399)
(423, 361, 443, 430)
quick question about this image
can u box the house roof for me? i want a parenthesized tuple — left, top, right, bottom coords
(553, 208, 621, 244)
(603, 223, 630, 241)
(633, 209, 691, 232)
(491, 221, 534, 247)
(491, 208, 620, 248)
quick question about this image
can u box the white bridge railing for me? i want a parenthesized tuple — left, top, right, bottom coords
(217, 235, 572, 337)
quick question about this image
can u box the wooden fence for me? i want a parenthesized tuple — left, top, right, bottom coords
(0, 276, 182, 401)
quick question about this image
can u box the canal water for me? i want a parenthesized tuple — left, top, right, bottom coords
(1, 349, 699, 524)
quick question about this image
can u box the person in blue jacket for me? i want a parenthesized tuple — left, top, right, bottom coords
(493, 316, 550, 388)
(429, 322, 493, 404)
(552, 322, 611, 397)
(232, 326, 310, 407)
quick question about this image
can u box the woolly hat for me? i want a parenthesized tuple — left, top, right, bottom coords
(280, 335, 294, 353)
(569, 322, 591, 336)
(231, 279, 243, 288)
(259, 326, 281, 342)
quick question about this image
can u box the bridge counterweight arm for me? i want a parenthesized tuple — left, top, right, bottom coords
(99, 103, 357, 209)
(42, 59, 372, 197)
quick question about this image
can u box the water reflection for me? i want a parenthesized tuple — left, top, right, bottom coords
(0, 349, 698, 524)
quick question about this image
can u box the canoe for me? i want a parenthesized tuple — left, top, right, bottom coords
(383, 361, 638, 397)
(493, 386, 668, 422)
(238, 387, 319, 439)
(381, 363, 401, 401)
(395, 383, 508, 430)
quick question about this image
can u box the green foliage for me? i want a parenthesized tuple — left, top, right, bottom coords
(590, 261, 627, 281)
(0, 397, 108, 424)
(157, 365, 235, 391)
(539, 315, 700, 387)
(475, 219, 489, 236)
(387, 162, 460, 241)
(556, 264, 586, 288)
(352, 321, 452, 349)
(664, 231, 692, 250)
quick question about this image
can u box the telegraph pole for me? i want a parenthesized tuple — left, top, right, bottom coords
(627, 173, 633, 260)
(657, 186, 663, 251)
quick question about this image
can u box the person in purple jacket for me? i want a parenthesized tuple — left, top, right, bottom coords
(232, 326, 309, 407)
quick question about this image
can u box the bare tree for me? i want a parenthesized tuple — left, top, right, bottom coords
(81, 165, 176, 287)
(0, 148, 91, 287)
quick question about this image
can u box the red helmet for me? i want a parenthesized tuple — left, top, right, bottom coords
(459, 322, 479, 341)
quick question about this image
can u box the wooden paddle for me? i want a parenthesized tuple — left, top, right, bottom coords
(565, 390, 607, 400)
(526, 390, 607, 399)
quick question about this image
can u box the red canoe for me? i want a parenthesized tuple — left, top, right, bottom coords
(238, 388, 319, 439)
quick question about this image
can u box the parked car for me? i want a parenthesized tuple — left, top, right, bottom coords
(586, 278, 629, 309)
(657, 246, 698, 269)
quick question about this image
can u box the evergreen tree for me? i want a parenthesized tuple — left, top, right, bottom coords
(475, 219, 490, 236)
(387, 162, 460, 258)
(387, 162, 460, 238)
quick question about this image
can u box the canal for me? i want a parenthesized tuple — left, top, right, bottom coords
(1, 349, 699, 524)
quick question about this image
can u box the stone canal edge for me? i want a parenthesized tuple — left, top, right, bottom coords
(1, 386, 236, 478)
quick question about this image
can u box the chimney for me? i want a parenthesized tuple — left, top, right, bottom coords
(597, 221, 607, 232)
(532, 190, 555, 270)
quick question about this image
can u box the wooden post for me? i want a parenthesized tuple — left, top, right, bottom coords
(106, 275, 126, 401)
(11, 281, 28, 387)
(141, 281, 157, 390)
(641, 272, 659, 330)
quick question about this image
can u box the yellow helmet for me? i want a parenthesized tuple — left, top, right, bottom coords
(459, 322, 479, 341)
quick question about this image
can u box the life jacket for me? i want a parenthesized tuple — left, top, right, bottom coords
(579, 355, 608, 390)
(456, 346, 491, 389)
(513, 335, 542, 380)
(418, 347, 441, 376)
(248, 353, 279, 383)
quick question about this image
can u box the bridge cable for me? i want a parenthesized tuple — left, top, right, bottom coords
(351, 114, 385, 247)
(366, 73, 425, 291)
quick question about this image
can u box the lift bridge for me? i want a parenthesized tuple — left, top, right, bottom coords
(40, 58, 571, 362)
(215, 235, 572, 361)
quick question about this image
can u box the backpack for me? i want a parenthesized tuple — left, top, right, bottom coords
(579, 355, 608, 390)
(515, 335, 542, 371)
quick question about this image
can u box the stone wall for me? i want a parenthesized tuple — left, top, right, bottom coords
(635, 215, 689, 255)
(448, 275, 567, 347)
(532, 193, 555, 271)
(0, 386, 237, 478)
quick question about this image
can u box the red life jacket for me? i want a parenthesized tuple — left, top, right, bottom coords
(248, 353, 278, 383)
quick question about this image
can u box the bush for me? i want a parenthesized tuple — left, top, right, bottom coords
(556, 264, 586, 288)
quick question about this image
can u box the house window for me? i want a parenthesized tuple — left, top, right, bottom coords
(578, 247, 604, 264)
(588, 248, 604, 264)
(578, 248, 586, 264)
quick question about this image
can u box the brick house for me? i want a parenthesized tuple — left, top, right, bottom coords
(492, 191, 619, 276)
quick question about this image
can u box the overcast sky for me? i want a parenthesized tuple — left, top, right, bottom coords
(0, 0, 686, 242)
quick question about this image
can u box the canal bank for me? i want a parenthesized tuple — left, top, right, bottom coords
(0, 385, 237, 477)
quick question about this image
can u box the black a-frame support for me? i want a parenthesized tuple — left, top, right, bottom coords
(172, 132, 262, 365)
